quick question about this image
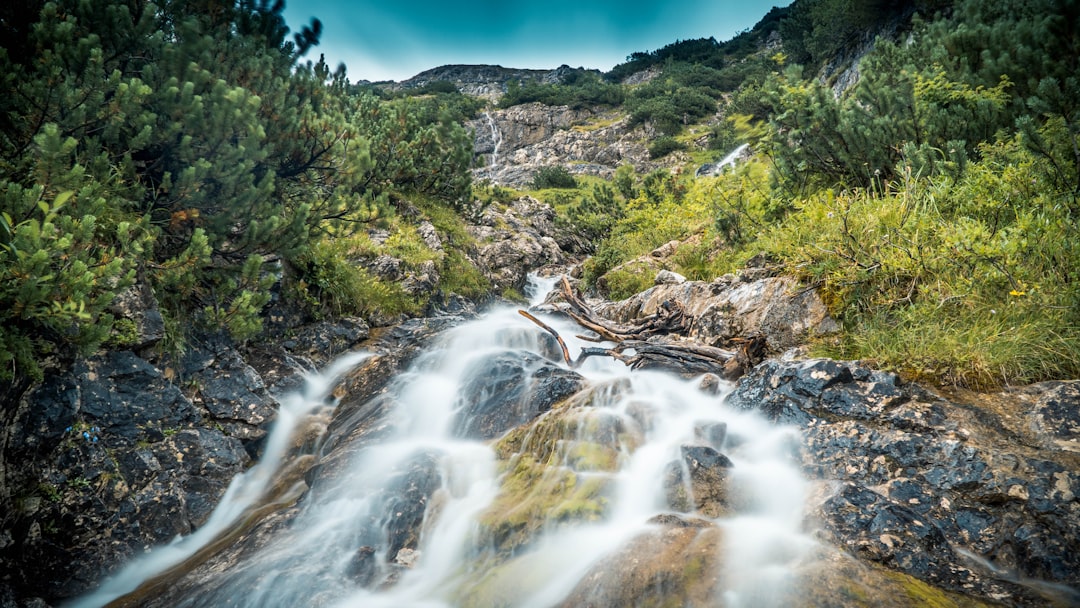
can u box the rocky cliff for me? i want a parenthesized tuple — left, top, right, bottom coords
(468, 102, 667, 188)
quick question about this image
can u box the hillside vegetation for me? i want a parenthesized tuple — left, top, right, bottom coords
(0, 0, 482, 392)
(2, 0, 1077, 393)
(510, 0, 1079, 387)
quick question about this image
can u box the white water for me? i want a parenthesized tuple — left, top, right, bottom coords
(68, 351, 372, 608)
(483, 111, 502, 168)
(718, 143, 750, 172)
(76, 274, 811, 607)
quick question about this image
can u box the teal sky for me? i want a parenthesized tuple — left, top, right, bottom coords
(282, 1, 792, 82)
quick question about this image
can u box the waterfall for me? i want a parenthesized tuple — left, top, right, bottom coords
(483, 111, 502, 168)
(67, 351, 373, 608)
(76, 274, 811, 607)
(717, 143, 750, 171)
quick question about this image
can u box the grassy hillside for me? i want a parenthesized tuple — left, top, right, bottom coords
(515, 0, 1080, 387)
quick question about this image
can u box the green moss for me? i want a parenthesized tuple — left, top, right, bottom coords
(883, 571, 992, 608)
(106, 318, 140, 347)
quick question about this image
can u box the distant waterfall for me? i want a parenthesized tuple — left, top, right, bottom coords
(483, 111, 502, 168)
(695, 143, 751, 178)
(718, 143, 750, 170)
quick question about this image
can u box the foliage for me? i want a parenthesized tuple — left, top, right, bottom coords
(498, 71, 624, 109)
(294, 237, 418, 319)
(0, 0, 476, 387)
(648, 136, 686, 159)
(531, 166, 578, 190)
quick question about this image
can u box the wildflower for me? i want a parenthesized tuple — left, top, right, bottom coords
(82, 431, 90, 440)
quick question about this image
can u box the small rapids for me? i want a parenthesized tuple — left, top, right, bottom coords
(75, 275, 812, 607)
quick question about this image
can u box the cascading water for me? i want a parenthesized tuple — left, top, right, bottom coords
(69, 351, 373, 608)
(717, 143, 750, 172)
(75, 275, 812, 607)
(483, 111, 502, 168)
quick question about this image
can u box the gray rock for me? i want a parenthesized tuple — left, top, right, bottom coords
(467, 197, 575, 291)
(0, 351, 250, 603)
(453, 350, 586, 440)
(727, 360, 1080, 605)
(655, 269, 686, 285)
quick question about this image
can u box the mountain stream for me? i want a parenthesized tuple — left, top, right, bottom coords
(73, 275, 812, 607)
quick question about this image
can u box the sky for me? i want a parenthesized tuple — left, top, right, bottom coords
(281, 1, 793, 83)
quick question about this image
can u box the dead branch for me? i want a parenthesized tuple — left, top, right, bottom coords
(518, 278, 766, 379)
(518, 309, 573, 367)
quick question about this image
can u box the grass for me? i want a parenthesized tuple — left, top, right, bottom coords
(571, 135, 1080, 388)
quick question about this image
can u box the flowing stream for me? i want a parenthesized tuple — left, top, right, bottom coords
(74, 275, 811, 607)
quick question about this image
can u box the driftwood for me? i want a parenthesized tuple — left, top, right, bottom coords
(519, 277, 766, 380)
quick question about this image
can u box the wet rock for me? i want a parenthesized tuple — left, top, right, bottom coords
(1029, 381, 1080, 452)
(694, 421, 728, 450)
(664, 445, 734, 518)
(727, 359, 1080, 605)
(555, 525, 724, 608)
(0, 350, 250, 603)
(454, 350, 586, 440)
(286, 318, 370, 364)
(183, 346, 277, 446)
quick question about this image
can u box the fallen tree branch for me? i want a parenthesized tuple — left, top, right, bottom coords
(518, 278, 766, 379)
(518, 309, 573, 367)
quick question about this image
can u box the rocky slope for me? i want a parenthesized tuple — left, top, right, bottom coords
(467, 102, 670, 188)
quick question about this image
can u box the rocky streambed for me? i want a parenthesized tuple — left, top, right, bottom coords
(2, 257, 1078, 606)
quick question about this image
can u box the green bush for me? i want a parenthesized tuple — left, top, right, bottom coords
(648, 136, 687, 159)
(295, 238, 419, 320)
(531, 166, 578, 190)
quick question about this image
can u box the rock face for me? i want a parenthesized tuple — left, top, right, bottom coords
(467, 103, 660, 187)
(385, 64, 599, 101)
(596, 274, 839, 352)
(467, 196, 583, 290)
(454, 350, 586, 440)
(726, 359, 1080, 606)
(0, 350, 250, 600)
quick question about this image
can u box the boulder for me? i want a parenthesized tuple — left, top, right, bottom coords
(597, 275, 839, 352)
(663, 445, 735, 518)
(454, 350, 586, 440)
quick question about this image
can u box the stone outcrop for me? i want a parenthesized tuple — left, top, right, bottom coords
(467, 103, 660, 187)
(0, 349, 251, 600)
(467, 196, 584, 290)
(596, 273, 839, 353)
(726, 359, 1080, 606)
